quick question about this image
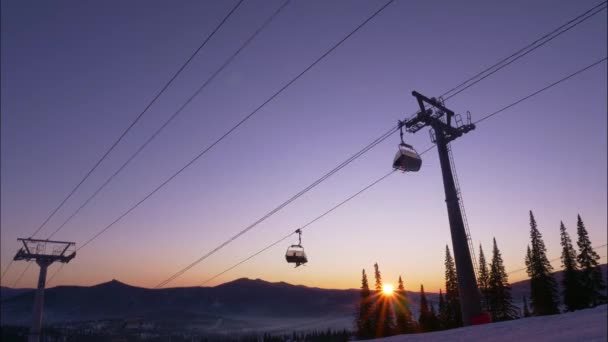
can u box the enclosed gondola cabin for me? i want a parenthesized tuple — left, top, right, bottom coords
(285, 245, 307, 267)
(393, 143, 422, 172)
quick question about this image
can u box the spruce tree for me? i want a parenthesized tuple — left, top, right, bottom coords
(429, 301, 440, 332)
(560, 221, 585, 311)
(576, 215, 607, 307)
(373, 263, 394, 337)
(525, 211, 559, 315)
(374, 262, 383, 293)
(395, 276, 414, 334)
(523, 296, 530, 317)
(444, 245, 463, 328)
(488, 238, 518, 321)
(477, 244, 491, 312)
(418, 285, 431, 332)
(356, 269, 373, 339)
(437, 289, 447, 330)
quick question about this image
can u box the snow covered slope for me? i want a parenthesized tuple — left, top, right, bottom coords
(372, 305, 607, 342)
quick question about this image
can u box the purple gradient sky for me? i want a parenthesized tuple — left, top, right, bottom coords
(1, 0, 606, 291)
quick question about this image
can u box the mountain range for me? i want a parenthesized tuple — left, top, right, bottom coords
(1, 264, 605, 334)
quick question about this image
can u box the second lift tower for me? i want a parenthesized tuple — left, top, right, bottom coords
(404, 91, 487, 326)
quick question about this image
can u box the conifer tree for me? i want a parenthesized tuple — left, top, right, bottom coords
(488, 238, 518, 321)
(374, 263, 383, 292)
(444, 245, 463, 328)
(395, 276, 414, 334)
(525, 211, 559, 315)
(418, 285, 431, 332)
(523, 296, 530, 317)
(372, 263, 394, 337)
(576, 215, 607, 307)
(477, 244, 491, 312)
(356, 269, 374, 339)
(560, 221, 585, 311)
(437, 289, 447, 330)
(428, 301, 440, 332)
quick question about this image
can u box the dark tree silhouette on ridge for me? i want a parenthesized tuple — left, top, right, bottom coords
(488, 238, 518, 321)
(417, 284, 432, 332)
(575, 214, 606, 307)
(444, 245, 463, 328)
(560, 221, 585, 311)
(373, 262, 394, 337)
(437, 289, 447, 330)
(477, 244, 491, 313)
(395, 275, 414, 334)
(356, 269, 374, 339)
(525, 210, 559, 315)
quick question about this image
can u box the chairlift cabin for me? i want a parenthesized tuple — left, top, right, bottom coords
(393, 143, 422, 172)
(285, 229, 308, 267)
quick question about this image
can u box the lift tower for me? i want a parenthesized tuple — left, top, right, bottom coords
(13, 238, 76, 342)
(404, 91, 484, 325)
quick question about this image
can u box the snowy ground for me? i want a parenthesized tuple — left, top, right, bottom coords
(372, 305, 607, 342)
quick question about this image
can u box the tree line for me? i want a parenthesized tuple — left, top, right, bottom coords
(355, 211, 606, 339)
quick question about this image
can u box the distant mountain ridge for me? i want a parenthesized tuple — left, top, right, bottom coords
(2, 264, 605, 332)
(1, 278, 363, 332)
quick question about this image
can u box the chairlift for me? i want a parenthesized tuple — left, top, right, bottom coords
(285, 229, 308, 267)
(393, 123, 422, 172)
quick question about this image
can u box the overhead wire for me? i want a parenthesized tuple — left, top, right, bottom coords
(441, 1, 607, 101)
(1, 0, 246, 285)
(46, 0, 398, 287)
(154, 125, 399, 288)
(46, 2, 608, 287)
(195, 57, 607, 286)
(149, 7, 608, 288)
(474, 57, 607, 124)
(44, 0, 292, 241)
(31, 0, 246, 240)
(200, 148, 435, 286)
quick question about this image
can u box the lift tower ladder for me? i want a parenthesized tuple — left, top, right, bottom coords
(13, 238, 76, 342)
(447, 142, 479, 278)
(404, 91, 485, 326)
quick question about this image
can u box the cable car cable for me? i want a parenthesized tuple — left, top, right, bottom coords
(45, 0, 397, 287)
(154, 125, 398, 288)
(28, 0, 246, 240)
(1, 0, 246, 282)
(47, 55, 606, 288)
(45, 5, 606, 288)
(474, 56, 607, 125)
(199, 169, 401, 285)
(199, 57, 607, 286)
(442, 1, 606, 101)
(44, 0, 292, 241)
(83, 0, 396, 257)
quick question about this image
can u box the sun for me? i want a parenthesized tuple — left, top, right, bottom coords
(382, 284, 394, 295)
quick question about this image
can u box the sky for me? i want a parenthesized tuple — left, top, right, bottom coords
(1, 0, 607, 292)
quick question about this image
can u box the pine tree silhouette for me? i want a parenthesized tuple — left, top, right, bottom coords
(444, 245, 463, 328)
(418, 284, 431, 332)
(560, 221, 585, 311)
(576, 214, 607, 307)
(356, 269, 374, 339)
(428, 301, 440, 332)
(373, 263, 394, 337)
(477, 244, 491, 312)
(395, 276, 414, 334)
(525, 210, 559, 315)
(488, 238, 519, 321)
(437, 289, 447, 330)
